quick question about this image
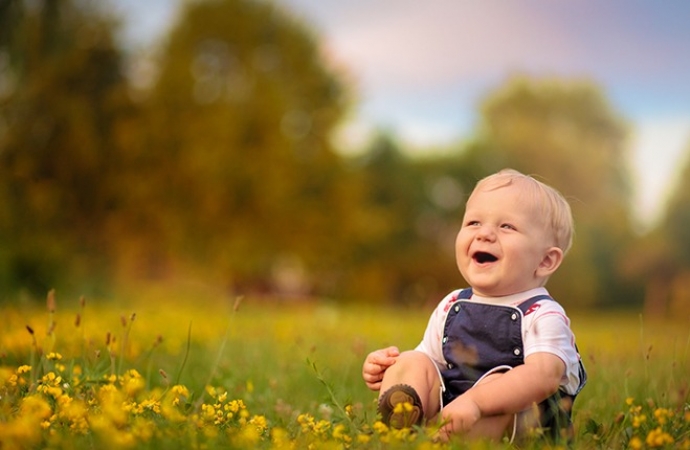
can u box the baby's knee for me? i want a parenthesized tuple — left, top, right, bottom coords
(396, 350, 436, 368)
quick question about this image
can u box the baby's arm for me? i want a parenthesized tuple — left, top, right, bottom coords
(362, 346, 400, 391)
(439, 352, 564, 438)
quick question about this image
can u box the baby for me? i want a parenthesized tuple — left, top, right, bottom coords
(362, 169, 586, 442)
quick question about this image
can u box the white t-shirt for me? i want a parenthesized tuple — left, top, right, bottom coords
(415, 287, 583, 396)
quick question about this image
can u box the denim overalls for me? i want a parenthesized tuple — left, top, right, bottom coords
(440, 288, 587, 437)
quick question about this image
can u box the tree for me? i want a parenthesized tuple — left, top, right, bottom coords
(0, 0, 133, 297)
(133, 0, 353, 295)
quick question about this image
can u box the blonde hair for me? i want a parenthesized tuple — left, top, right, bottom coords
(471, 169, 574, 254)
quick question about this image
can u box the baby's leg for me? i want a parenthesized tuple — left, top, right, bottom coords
(379, 350, 442, 422)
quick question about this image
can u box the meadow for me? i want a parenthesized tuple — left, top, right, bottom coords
(1, 285, 688, 449)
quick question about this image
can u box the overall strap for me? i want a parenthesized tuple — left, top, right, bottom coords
(456, 288, 552, 312)
(517, 294, 553, 314)
(457, 288, 473, 300)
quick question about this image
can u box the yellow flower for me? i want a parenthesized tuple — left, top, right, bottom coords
(632, 414, 647, 428)
(171, 384, 189, 398)
(357, 433, 372, 444)
(653, 407, 672, 425)
(332, 423, 350, 442)
(249, 414, 268, 432)
(629, 436, 643, 449)
(46, 352, 62, 361)
(20, 395, 53, 420)
(17, 365, 32, 374)
(271, 427, 294, 448)
(373, 420, 389, 434)
(646, 426, 674, 447)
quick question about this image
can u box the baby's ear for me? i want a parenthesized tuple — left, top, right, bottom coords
(536, 247, 563, 278)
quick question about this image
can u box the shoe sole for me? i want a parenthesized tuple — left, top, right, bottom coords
(378, 384, 423, 428)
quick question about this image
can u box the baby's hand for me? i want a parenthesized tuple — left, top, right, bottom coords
(362, 346, 400, 391)
(435, 397, 481, 442)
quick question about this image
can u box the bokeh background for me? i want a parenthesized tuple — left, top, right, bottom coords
(2, 0, 690, 317)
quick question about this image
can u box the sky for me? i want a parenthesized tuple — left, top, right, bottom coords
(108, 0, 690, 230)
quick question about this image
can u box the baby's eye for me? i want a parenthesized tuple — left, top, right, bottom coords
(500, 223, 517, 230)
(465, 220, 480, 227)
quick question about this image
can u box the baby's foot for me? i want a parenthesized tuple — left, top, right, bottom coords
(378, 384, 423, 428)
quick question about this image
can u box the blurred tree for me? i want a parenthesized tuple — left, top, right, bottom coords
(0, 0, 133, 297)
(343, 133, 428, 301)
(135, 0, 353, 295)
(458, 76, 641, 308)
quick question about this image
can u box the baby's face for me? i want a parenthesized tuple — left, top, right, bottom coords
(455, 183, 556, 297)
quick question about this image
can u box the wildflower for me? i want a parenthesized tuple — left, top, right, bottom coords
(357, 433, 372, 444)
(646, 426, 674, 447)
(122, 370, 145, 398)
(46, 352, 62, 361)
(653, 407, 672, 425)
(226, 399, 245, 414)
(236, 424, 261, 446)
(140, 398, 161, 414)
(373, 420, 389, 434)
(629, 436, 643, 449)
(59, 400, 89, 435)
(17, 365, 32, 374)
(20, 394, 53, 420)
(171, 384, 189, 406)
(632, 413, 647, 428)
(271, 427, 293, 448)
(171, 384, 189, 398)
(249, 414, 268, 433)
(332, 423, 352, 443)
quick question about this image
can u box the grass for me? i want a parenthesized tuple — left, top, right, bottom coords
(0, 287, 688, 449)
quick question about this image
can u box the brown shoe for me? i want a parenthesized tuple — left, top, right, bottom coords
(378, 384, 423, 428)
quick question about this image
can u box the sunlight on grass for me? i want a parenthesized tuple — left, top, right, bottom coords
(1, 289, 688, 449)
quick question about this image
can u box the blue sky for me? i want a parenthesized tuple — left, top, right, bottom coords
(109, 0, 690, 231)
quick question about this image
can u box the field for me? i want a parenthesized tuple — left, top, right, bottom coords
(1, 286, 689, 449)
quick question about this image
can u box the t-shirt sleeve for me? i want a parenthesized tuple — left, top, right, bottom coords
(523, 301, 583, 396)
(414, 291, 458, 366)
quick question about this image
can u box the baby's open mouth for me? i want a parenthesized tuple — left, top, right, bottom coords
(473, 251, 498, 264)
